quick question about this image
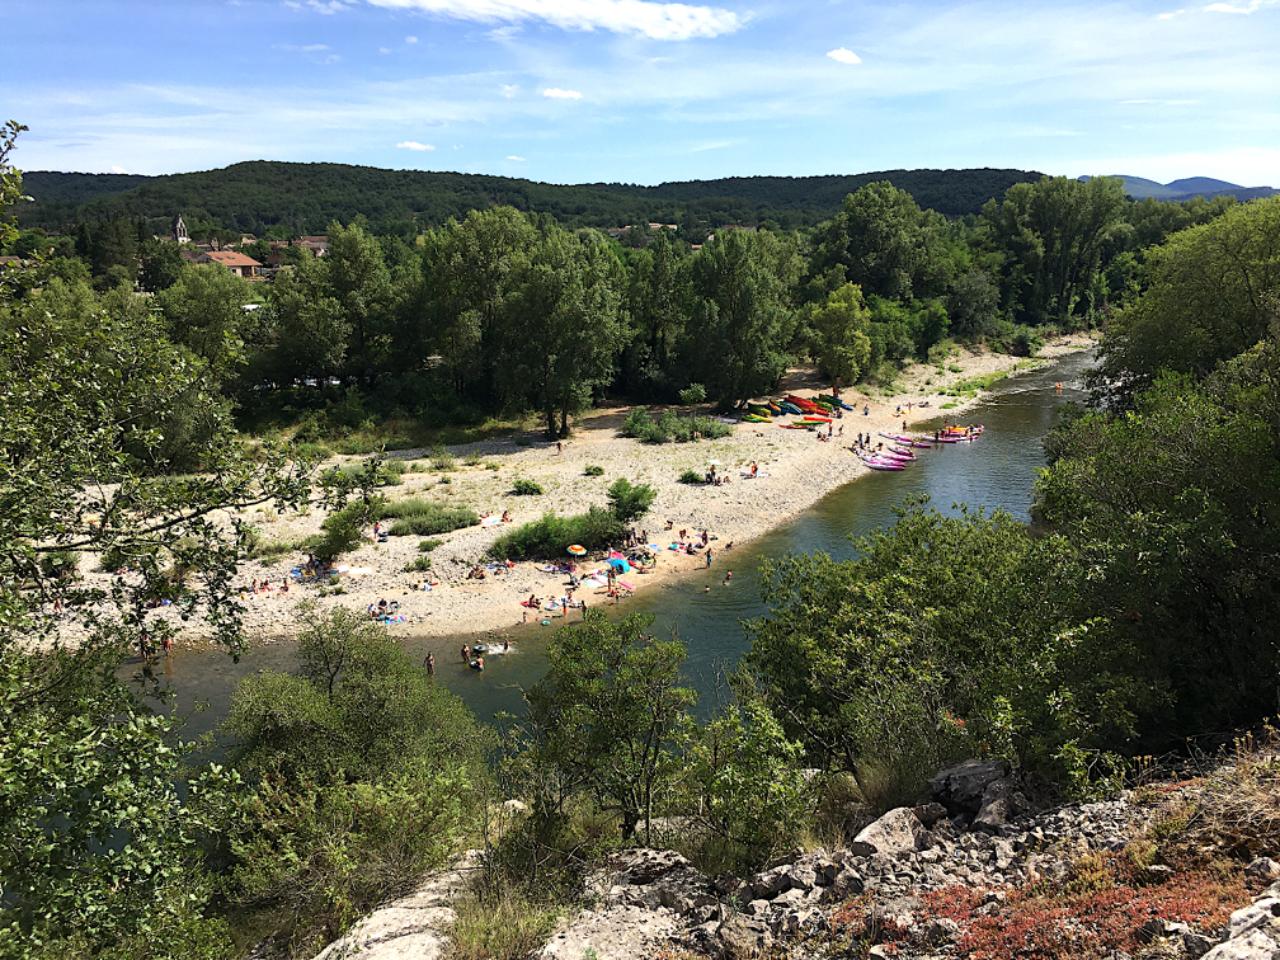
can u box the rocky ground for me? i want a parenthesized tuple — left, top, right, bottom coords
(313, 749, 1280, 960)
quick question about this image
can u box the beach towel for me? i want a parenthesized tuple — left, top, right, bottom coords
(481, 516, 502, 527)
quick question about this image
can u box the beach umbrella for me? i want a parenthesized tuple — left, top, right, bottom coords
(567, 544, 587, 556)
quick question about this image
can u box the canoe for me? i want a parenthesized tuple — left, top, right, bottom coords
(878, 449, 915, 462)
(862, 458, 904, 471)
(779, 401, 803, 415)
(742, 414, 770, 423)
(802, 415, 832, 423)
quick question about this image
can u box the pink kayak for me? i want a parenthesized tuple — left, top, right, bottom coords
(879, 449, 915, 462)
(862, 457, 904, 471)
(881, 432, 933, 449)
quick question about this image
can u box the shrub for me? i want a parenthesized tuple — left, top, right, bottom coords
(312, 499, 380, 563)
(403, 556, 434, 573)
(583, 465, 605, 477)
(418, 538, 444, 553)
(378, 498, 479, 537)
(430, 444, 457, 472)
(448, 891, 560, 960)
(679, 469, 704, 485)
(678, 383, 707, 406)
(511, 478, 543, 496)
(606, 478, 656, 523)
(489, 508, 624, 561)
(464, 454, 483, 466)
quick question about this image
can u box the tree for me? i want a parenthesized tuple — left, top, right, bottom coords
(946, 266, 1003, 339)
(681, 696, 809, 871)
(685, 229, 799, 405)
(1096, 196, 1280, 401)
(157, 263, 252, 384)
(525, 613, 695, 841)
(0, 121, 311, 957)
(980, 176, 1126, 328)
(225, 605, 484, 954)
(254, 256, 349, 386)
(138, 237, 185, 292)
(497, 226, 628, 437)
(323, 220, 395, 383)
(806, 282, 872, 384)
(621, 230, 692, 398)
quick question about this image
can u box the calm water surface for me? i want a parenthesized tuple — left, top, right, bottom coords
(151, 351, 1093, 740)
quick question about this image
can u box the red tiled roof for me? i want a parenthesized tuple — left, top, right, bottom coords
(203, 251, 261, 268)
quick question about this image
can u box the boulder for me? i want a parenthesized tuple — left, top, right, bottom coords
(912, 801, 950, 828)
(853, 808, 928, 856)
(929, 759, 1011, 815)
(1247, 858, 1280, 883)
(716, 913, 774, 959)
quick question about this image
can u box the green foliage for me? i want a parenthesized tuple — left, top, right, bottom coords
(403, 555, 434, 572)
(622, 407, 732, 443)
(511, 478, 544, 496)
(311, 499, 377, 562)
(582, 464, 605, 477)
(679, 469, 704, 485)
(418, 537, 444, 552)
(379, 498, 478, 537)
(1097, 196, 1280, 401)
(525, 613, 695, 840)
(488, 507, 624, 561)
(430, 444, 457, 471)
(224, 607, 485, 952)
(605, 478, 656, 523)
(806, 282, 873, 383)
(681, 697, 811, 872)
(678, 382, 707, 405)
(447, 893, 561, 960)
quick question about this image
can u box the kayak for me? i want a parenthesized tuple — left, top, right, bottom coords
(862, 458, 904, 471)
(742, 414, 770, 423)
(878, 448, 915, 462)
(779, 401, 804, 415)
(779, 423, 814, 430)
(802, 415, 832, 423)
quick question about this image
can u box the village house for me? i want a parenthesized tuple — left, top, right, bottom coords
(197, 250, 263, 279)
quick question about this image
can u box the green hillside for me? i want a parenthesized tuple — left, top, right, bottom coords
(17, 162, 1041, 235)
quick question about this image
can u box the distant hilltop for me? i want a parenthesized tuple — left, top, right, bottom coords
(1080, 174, 1277, 203)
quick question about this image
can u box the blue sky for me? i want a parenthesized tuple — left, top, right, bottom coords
(7, 0, 1280, 184)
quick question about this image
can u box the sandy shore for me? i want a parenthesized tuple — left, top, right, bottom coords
(68, 335, 1092, 647)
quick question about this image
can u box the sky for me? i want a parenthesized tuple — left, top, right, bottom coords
(6, 0, 1280, 185)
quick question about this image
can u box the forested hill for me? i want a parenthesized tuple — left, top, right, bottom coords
(17, 162, 1041, 235)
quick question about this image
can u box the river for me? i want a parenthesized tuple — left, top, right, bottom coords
(148, 350, 1093, 740)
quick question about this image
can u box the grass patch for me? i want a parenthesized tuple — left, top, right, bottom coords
(511, 478, 544, 496)
(679, 469, 705, 485)
(943, 369, 1011, 397)
(429, 445, 457, 472)
(418, 538, 444, 553)
(377, 498, 479, 537)
(448, 892, 560, 960)
(941, 401, 959, 410)
(403, 556, 434, 573)
(583, 465, 604, 477)
(253, 537, 308, 560)
(623, 408, 732, 444)
(489, 508, 624, 561)
(463, 454, 483, 467)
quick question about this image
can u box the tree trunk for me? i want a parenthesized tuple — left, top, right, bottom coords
(559, 407, 569, 438)
(545, 406, 558, 440)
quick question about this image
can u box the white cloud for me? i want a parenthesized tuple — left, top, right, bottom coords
(506, 154, 526, 161)
(1204, 0, 1278, 12)
(1157, 8, 1186, 18)
(361, 0, 743, 41)
(542, 87, 583, 100)
(826, 47, 862, 65)
(405, 34, 419, 43)
(378, 45, 392, 53)
(396, 140, 436, 150)
(500, 83, 520, 98)
(286, 0, 350, 13)
(110, 164, 129, 174)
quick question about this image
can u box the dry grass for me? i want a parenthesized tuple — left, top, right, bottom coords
(447, 891, 561, 960)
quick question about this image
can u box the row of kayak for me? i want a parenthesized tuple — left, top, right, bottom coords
(742, 392, 854, 423)
(863, 426, 985, 471)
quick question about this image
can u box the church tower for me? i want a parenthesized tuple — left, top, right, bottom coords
(172, 214, 190, 244)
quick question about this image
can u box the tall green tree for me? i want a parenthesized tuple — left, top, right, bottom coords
(157, 263, 251, 384)
(497, 226, 628, 436)
(1097, 195, 1280, 400)
(806, 281, 873, 384)
(323, 220, 395, 383)
(525, 613, 694, 841)
(685, 229, 800, 405)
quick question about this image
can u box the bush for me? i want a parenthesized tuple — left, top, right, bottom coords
(679, 469, 704, 485)
(678, 383, 707, 406)
(377, 498, 479, 537)
(489, 508, 624, 561)
(430, 444, 457, 472)
(511, 478, 543, 496)
(624, 408, 731, 444)
(418, 538, 444, 553)
(448, 891, 561, 960)
(606, 478, 656, 524)
(583, 465, 605, 477)
(403, 556, 433, 572)
(312, 499, 380, 563)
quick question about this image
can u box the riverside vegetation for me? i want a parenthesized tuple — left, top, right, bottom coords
(3, 113, 1280, 960)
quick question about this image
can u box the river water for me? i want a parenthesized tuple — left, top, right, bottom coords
(150, 351, 1093, 739)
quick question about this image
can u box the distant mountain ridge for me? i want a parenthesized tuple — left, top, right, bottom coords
(1081, 174, 1277, 203)
(15, 162, 1044, 235)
